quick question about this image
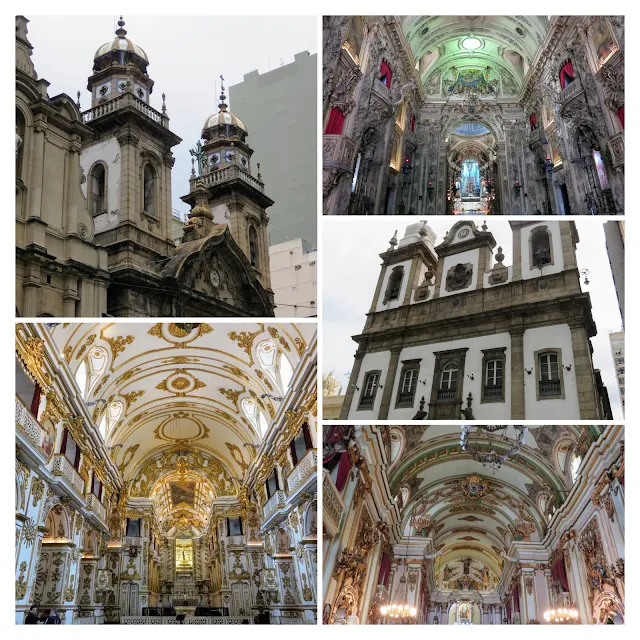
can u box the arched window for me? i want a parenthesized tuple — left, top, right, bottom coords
(440, 362, 458, 390)
(570, 452, 582, 483)
(384, 266, 404, 303)
(106, 400, 124, 432)
(89, 163, 106, 215)
(529, 112, 538, 132)
(75, 360, 87, 397)
(257, 339, 279, 387)
(259, 411, 269, 437)
(279, 351, 294, 392)
(86, 347, 108, 395)
(249, 226, 258, 267)
(380, 59, 392, 89)
(530, 227, 552, 269)
(16, 108, 26, 180)
(143, 164, 156, 215)
(99, 414, 107, 439)
(241, 397, 259, 431)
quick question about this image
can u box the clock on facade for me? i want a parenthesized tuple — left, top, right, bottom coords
(225, 150, 235, 163)
(210, 269, 220, 288)
(458, 228, 470, 239)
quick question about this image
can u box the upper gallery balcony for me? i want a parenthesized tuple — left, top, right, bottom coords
(82, 92, 169, 128)
(15, 396, 46, 454)
(288, 449, 317, 494)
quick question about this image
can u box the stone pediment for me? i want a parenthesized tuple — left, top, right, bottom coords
(160, 225, 273, 316)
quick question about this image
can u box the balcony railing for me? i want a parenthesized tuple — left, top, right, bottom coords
(81, 92, 170, 128)
(396, 390, 415, 407)
(539, 379, 561, 396)
(483, 385, 503, 400)
(358, 394, 375, 410)
(15, 397, 46, 450)
(51, 454, 85, 496)
(86, 493, 107, 523)
(288, 449, 317, 494)
(263, 490, 287, 520)
(560, 77, 583, 104)
(322, 470, 345, 537)
(437, 389, 456, 402)
(199, 164, 265, 194)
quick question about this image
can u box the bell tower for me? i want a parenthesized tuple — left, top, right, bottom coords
(79, 16, 182, 313)
(181, 78, 273, 291)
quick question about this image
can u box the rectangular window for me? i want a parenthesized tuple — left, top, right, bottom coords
(395, 360, 421, 409)
(91, 475, 102, 500)
(227, 517, 243, 536)
(358, 370, 381, 410)
(61, 429, 81, 470)
(290, 423, 312, 466)
(481, 349, 506, 403)
(126, 518, 141, 537)
(537, 351, 563, 398)
(265, 469, 279, 499)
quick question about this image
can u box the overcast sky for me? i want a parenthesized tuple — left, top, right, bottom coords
(323, 218, 624, 419)
(26, 15, 316, 217)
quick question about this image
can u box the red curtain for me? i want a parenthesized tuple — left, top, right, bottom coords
(302, 422, 313, 449)
(324, 107, 345, 135)
(513, 584, 521, 613)
(617, 105, 624, 129)
(323, 426, 343, 464)
(380, 60, 392, 88)
(410, 115, 416, 132)
(529, 113, 537, 131)
(378, 552, 391, 586)
(556, 556, 569, 592)
(335, 451, 351, 491)
(30, 383, 41, 416)
(559, 60, 575, 89)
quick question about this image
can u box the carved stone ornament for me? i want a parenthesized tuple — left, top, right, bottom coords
(445, 263, 473, 291)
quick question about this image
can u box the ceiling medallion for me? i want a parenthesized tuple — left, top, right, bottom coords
(461, 473, 489, 499)
(460, 426, 528, 474)
(156, 369, 206, 396)
(461, 35, 482, 51)
(148, 322, 213, 346)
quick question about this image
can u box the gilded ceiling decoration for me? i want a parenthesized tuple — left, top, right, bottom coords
(155, 370, 206, 396)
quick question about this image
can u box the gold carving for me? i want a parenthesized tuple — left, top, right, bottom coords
(100, 330, 134, 368)
(267, 326, 291, 352)
(228, 324, 265, 366)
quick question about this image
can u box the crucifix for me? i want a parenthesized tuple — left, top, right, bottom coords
(189, 141, 207, 177)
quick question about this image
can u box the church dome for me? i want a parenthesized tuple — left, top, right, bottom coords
(94, 17, 149, 63)
(201, 82, 248, 141)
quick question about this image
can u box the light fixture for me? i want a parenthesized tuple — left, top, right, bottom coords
(579, 268, 590, 285)
(380, 544, 417, 624)
(460, 426, 528, 474)
(461, 35, 482, 51)
(543, 605, 579, 624)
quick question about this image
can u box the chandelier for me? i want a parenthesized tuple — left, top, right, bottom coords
(380, 557, 417, 623)
(460, 426, 528, 473)
(543, 605, 579, 624)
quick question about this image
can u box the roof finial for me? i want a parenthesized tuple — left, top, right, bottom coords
(191, 156, 196, 178)
(257, 162, 262, 181)
(218, 73, 228, 112)
(161, 92, 167, 115)
(76, 91, 81, 110)
(116, 16, 127, 38)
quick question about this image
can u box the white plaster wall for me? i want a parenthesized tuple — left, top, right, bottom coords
(347, 350, 391, 419)
(80, 137, 121, 233)
(483, 265, 513, 288)
(523, 324, 579, 419)
(385, 333, 511, 420)
(211, 203, 229, 225)
(438, 247, 479, 299)
(375, 258, 412, 312)
(520, 220, 565, 280)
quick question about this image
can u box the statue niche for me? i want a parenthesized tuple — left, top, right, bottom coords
(445, 263, 473, 292)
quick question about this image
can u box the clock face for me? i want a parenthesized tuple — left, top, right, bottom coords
(240, 155, 248, 168)
(458, 228, 470, 239)
(225, 150, 235, 163)
(210, 269, 220, 288)
(209, 153, 221, 166)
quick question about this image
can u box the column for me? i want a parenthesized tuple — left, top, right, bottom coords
(339, 352, 365, 419)
(509, 325, 525, 419)
(569, 320, 599, 419)
(28, 119, 48, 220)
(378, 347, 402, 419)
(359, 538, 382, 623)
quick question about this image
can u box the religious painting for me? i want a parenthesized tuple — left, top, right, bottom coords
(550, 136, 562, 166)
(591, 17, 618, 68)
(42, 420, 55, 460)
(592, 150, 610, 190)
(443, 66, 499, 96)
(171, 480, 196, 507)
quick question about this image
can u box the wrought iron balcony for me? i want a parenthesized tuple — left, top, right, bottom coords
(322, 470, 345, 537)
(86, 493, 107, 524)
(81, 92, 169, 128)
(396, 390, 415, 407)
(539, 379, 561, 396)
(263, 490, 287, 520)
(15, 396, 46, 451)
(358, 394, 375, 410)
(288, 449, 317, 494)
(560, 78, 583, 105)
(51, 453, 85, 496)
(437, 389, 456, 402)
(483, 385, 503, 400)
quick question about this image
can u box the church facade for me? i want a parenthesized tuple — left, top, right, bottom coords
(339, 220, 611, 421)
(16, 16, 275, 317)
(323, 426, 624, 625)
(323, 16, 624, 215)
(15, 322, 317, 624)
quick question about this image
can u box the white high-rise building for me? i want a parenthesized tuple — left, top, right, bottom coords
(609, 331, 625, 415)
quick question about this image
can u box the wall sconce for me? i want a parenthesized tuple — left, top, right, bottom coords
(525, 367, 533, 375)
(467, 373, 475, 381)
(514, 178, 522, 194)
(563, 364, 572, 372)
(427, 181, 434, 193)
(579, 268, 590, 285)
(420, 379, 428, 385)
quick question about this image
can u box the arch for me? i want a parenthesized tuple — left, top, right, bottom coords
(82, 529, 98, 556)
(143, 163, 157, 215)
(593, 590, 624, 624)
(276, 526, 291, 553)
(529, 225, 553, 269)
(43, 503, 71, 541)
(303, 500, 317, 537)
(248, 225, 258, 267)
(439, 362, 458, 390)
(384, 265, 404, 303)
(88, 161, 107, 215)
(86, 346, 109, 395)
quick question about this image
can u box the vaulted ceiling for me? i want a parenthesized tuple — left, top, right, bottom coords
(386, 426, 594, 590)
(49, 322, 315, 532)
(402, 16, 548, 97)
